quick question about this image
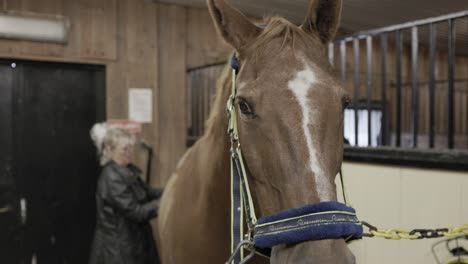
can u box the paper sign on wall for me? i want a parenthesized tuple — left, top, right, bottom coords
(129, 88, 152, 123)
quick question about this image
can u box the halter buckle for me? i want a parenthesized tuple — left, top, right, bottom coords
(226, 95, 235, 115)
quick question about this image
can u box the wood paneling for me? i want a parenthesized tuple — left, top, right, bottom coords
(186, 8, 231, 68)
(77, 0, 117, 60)
(106, 0, 159, 178)
(157, 4, 187, 185)
(107, 0, 158, 119)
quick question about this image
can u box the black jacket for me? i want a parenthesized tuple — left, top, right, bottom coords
(89, 161, 162, 264)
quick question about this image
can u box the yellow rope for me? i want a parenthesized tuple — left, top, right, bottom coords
(443, 256, 468, 264)
(443, 224, 468, 237)
(365, 223, 468, 240)
(369, 228, 419, 240)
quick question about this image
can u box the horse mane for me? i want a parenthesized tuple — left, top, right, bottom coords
(252, 17, 316, 52)
(203, 62, 232, 137)
(203, 17, 318, 137)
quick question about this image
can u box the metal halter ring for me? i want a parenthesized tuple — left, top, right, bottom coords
(225, 240, 256, 264)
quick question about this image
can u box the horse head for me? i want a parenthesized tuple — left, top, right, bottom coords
(207, 0, 354, 263)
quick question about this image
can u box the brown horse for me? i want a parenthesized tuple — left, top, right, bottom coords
(157, 0, 354, 263)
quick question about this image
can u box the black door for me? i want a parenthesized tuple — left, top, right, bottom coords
(0, 58, 23, 264)
(0, 59, 105, 264)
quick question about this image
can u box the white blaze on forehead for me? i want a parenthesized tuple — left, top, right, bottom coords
(288, 62, 330, 200)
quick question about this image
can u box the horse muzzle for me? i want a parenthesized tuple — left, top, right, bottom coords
(270, 239, 356, 264)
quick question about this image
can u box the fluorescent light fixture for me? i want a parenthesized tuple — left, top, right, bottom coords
(0, 12, 69, 43)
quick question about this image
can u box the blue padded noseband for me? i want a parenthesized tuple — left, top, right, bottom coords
(254, 201, 363, 248)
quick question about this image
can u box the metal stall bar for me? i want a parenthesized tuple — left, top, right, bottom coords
(396, 30, 403, 147)
(380, 34, 388, 146)
(429, 23, 437, 149)
(187, 71, 193, 144)
(447, 19, 456, 149)
(340, 41, 346, 82)
(192, 70, 199, 141)
(208, 67, 213, 118)
(335, 11, 468, 42)
(202, 69, 207, 135)
(353, 38, 360, 146)
(366, 36, 373, 146)
(411, 26, 419, 148)
(329, 43, 334, 66)
(197, 70, 203, 137)
(206, 68, 211, 128)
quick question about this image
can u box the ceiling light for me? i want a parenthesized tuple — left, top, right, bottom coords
(0, 12, 69, 43)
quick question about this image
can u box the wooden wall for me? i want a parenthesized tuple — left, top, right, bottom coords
(186, 7, 231, 68)
(0, 0, 231, 186)
(157, 5, 186, 186)
(157, 6, 231, 184)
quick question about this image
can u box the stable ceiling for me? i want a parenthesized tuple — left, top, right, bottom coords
(155, 0, 467, 34)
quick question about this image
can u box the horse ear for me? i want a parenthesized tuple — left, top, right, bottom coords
(207, 0, 261, 51)
(302, 0, 342, 43)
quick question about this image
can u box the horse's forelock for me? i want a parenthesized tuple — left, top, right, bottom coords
(250, 17, 320, 56)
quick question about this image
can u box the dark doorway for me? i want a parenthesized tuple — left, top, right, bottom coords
(0, 59, 105, 264)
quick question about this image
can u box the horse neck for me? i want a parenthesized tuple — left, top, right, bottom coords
(198, 63, 233, 200)
(187, 64, 233, 249)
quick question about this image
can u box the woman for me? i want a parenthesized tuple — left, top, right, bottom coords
(89, 123, 161, 264)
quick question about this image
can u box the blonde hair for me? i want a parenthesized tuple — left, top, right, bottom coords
(90, 123, 136, 165)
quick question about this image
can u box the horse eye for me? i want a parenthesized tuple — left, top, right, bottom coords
(238, 98, 254, 115)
